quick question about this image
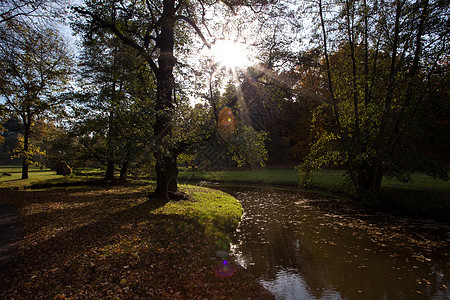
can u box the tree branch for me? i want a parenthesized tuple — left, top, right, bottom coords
(175, 15, 211, 48)
(73, 6, 159, 74)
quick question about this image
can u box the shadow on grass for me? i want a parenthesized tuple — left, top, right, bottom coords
(1, 186, 225, 298)
(28, 177, 107, 189)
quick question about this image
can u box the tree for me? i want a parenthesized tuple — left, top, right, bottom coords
(0, 24, 73, 179)
(0, 0, 63, 24)
(298, 0, 449, 200)
(73, 24, 156, 182)
(10, 118, 61, 168)
(72, 0, 271, 199)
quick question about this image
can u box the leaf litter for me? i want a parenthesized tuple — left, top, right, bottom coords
(0, 184, 274, 299)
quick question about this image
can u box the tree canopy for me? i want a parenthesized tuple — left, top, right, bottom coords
(296, 0, 449, 199)
(0, 0, 447, 202)
(0, 23, 73, 178)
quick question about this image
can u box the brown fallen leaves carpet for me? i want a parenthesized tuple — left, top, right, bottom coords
(0, 184, 274, 299)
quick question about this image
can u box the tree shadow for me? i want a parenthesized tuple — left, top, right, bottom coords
(0, 203, 23, 275)
(1, 186, 218, 296)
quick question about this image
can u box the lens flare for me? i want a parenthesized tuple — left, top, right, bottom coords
(214, 260, 235, 277)
(218, 106, 236, 140)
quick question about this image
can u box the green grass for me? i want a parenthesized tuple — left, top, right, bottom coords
(2, 162, 448, 221)
(180, 168, 450, 221)
(180, 168, 450, 190)
(0, 164, 105, 190)
(179, 168, 300, 185)
(381, 173, 450, 190)
(0, 164, 65, 189)
(152, 185, 244, 250)
(0, 163, 245, 234)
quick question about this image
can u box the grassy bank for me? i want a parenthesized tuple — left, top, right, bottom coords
(179, 168, 450, 221)
(2, 164, 449, 222)
(179, 168, 450, 190)
(179, 168, 300, 186)
(0, 182, 273, 299)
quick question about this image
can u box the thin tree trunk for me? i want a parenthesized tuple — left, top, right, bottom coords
(389, 0, 428, 147)
(21, 109, 32, 180)
(105, 109, 116, 181)
(363, 0, 369, 108)
(319, 0, 360, 196)
(105, 46, 119, 181)
(368, 36, 381, 103)
(345, 0, 361, 143)
(21, 123, 30, 179)
(371, 0, 404, 191)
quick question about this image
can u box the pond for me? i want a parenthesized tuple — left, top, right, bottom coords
(222, 186, 449, 300)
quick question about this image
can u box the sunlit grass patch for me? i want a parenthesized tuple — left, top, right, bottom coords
(0, 162, 105, 189)
(151, 185, 243, 249)
(0, 164, 62, 187)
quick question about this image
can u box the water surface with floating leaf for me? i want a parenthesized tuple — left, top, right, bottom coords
(220, 186, 449, 300)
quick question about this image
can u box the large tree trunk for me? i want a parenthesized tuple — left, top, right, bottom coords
(153, 153, 178, 199)
(74, 1, 180, 199)
(119, 159, 129, 183)
(105, 158, 115, 181)
(151, 0, 177, 200)
(119, 142, 132, 183)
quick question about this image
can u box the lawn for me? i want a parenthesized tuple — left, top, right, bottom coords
(179, 168, 300, 185)
(0, 163, 108, 190)
(179, 168, 450, 190)
(4, 164, 448, 192)
(0, 164, 64, 188)
(0, 183, 273, 299)
(2, 163, 449, 222)
(179, 168, 450, 221)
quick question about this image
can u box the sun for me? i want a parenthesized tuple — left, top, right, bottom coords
(210, 39, 252, 68)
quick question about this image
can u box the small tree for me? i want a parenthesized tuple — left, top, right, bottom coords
(298, 0, 449, 200)
(0, 24, 73, 178)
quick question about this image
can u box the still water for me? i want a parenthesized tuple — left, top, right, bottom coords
(223, 187, 449, 300)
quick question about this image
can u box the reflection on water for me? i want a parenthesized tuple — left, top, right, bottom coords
(223, 187, 449, 300)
